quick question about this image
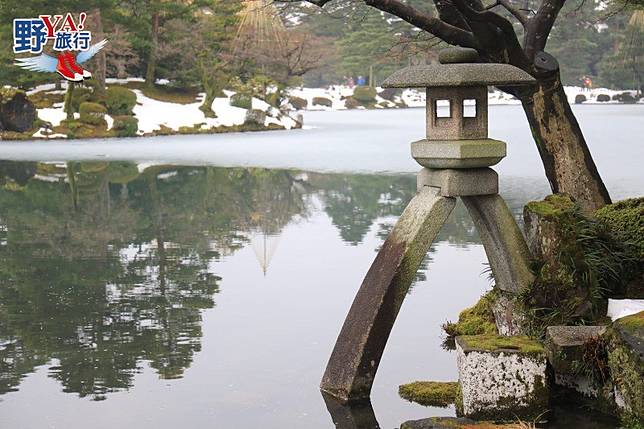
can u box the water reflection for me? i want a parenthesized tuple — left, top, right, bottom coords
(0, 161, 481, 404)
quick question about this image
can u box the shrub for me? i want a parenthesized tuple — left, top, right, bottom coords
(105, 87, 137, 115)
(70, 87, 93, 112)
(230, 93, 252, 109)
(289, 96, 307, 110)
(112, 115, 139, 137)
(312, 97, 332, 107)
(79, 102, 106, 125)
(353, 86, 377, 104)
(575, 94, 587, 104)
(596, 94, 610, 102)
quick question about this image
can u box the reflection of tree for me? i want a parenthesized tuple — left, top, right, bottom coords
(310, 173, 416, 245)
(0, 162, 492, 400)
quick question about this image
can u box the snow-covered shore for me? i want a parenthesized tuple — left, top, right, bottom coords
(20, 78, 642, 140)
(287, 85, 642, 111)
(28, 78, 299, 140)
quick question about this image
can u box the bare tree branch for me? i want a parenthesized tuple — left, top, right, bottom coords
(524, 0, 566, 60)
(496, 0, 529, 25)
(452, 0, 531, 69)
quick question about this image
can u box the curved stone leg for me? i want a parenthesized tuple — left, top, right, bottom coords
(320, 186, 455, 402)
(461, 194, 534, 294)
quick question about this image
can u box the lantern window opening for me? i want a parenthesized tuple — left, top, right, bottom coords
(435, 99, 451, 118)
(463, 99, 477, 118)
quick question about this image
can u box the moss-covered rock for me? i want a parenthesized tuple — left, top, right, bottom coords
(344, 97, 361, 109)
(595, 198, 644, 258)
(456, 334, 549, 421)
(399, 381, 459, 407)
(521, 194, 640, 337)
(443, 291, 497, 337)
(606, 311, 644, 427)
(79, 102, 107, 126)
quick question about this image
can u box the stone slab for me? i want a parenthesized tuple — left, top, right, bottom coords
(545, 325, 607, 397)
(411, 139, 506, 169)
(416, 167, 498, 197)
(456, 335, 549, 420)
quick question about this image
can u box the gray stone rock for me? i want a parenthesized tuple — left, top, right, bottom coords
(490, 291, 525, 336)
(545, 325, 607, 396)
(0, 88, 36, 132)
(244, 109, 266, 126)
(456, 335, 549, 420)
(416, 167, 498, 197)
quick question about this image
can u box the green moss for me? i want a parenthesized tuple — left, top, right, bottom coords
(443, 291, 497, 337)
(398, 381, 459, 407)
(458, 334, 545, 355)
(615, 311, 644, 332)
(230, 93, 252, 109)
(595, 198, 644, 257)
(525, 194, 577, 219)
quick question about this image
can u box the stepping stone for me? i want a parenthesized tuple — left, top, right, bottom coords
(456, 334, 549, 421)
(545, 325, 607, 397)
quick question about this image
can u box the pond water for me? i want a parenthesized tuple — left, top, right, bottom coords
(0, 106, 642, 429)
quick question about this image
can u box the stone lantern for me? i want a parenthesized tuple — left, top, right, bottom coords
(320, 48, 538, 404)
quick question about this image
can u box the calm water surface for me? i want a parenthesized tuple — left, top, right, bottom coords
(0, 106, 641, 428)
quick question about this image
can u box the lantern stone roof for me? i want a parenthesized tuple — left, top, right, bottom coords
(381, 47, 536, 88)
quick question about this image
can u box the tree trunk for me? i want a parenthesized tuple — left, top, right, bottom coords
(64, 83, 75, 120)
(145, 11, 160, 88)
(520, 72, 611, 212)
(88, 8, 106, 96)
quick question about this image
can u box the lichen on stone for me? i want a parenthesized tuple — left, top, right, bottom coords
(398, 381, 459, 407)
